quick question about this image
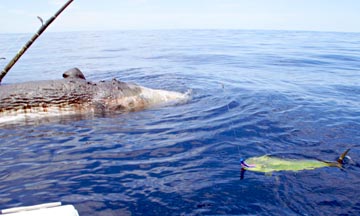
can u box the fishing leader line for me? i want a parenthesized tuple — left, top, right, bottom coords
(222, 83, 242, 159)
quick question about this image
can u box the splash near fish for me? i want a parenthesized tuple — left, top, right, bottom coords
(240, 149, 350, 178)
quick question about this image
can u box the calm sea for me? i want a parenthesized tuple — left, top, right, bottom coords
(0, 30, 360, 215)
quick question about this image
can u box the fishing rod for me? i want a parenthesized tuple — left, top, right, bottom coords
(0, 0, 74, 84)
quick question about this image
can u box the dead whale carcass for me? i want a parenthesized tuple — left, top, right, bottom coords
(0, 68, 191, 123)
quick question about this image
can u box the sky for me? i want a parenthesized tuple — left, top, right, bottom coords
(0, 0, 359, 33)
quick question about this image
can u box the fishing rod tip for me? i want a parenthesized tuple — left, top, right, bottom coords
(37, 16, 44, 26)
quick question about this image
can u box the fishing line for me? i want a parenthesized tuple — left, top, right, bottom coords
(222, 83, 241, 159)
(222, 83, 245, 180)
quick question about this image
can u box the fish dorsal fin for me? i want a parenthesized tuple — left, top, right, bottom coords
(337, 149, 351, 165)
(63, 68, 86, 80)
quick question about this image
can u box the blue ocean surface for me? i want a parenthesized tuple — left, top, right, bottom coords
(0, 30, 360, 215)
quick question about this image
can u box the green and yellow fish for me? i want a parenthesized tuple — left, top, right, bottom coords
(241, 149, 350, 174)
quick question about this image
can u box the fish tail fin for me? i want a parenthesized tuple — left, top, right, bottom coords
(337, 149, 350, 167)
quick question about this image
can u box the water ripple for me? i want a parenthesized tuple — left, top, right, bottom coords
(0, 30, 359, 215)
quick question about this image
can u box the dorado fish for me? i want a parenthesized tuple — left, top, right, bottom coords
(241, 149, 350, 174)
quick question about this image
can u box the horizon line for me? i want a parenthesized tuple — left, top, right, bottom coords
(1, 27, 360, 35)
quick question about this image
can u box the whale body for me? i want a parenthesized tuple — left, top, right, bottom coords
(0, 68, 190, 123)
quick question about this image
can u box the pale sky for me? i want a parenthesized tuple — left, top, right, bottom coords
(0, 0, 359, 33)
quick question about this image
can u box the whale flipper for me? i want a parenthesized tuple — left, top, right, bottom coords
(63, 68, 86, 80)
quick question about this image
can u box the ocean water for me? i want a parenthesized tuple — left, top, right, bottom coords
(0, 30, 360, 215)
